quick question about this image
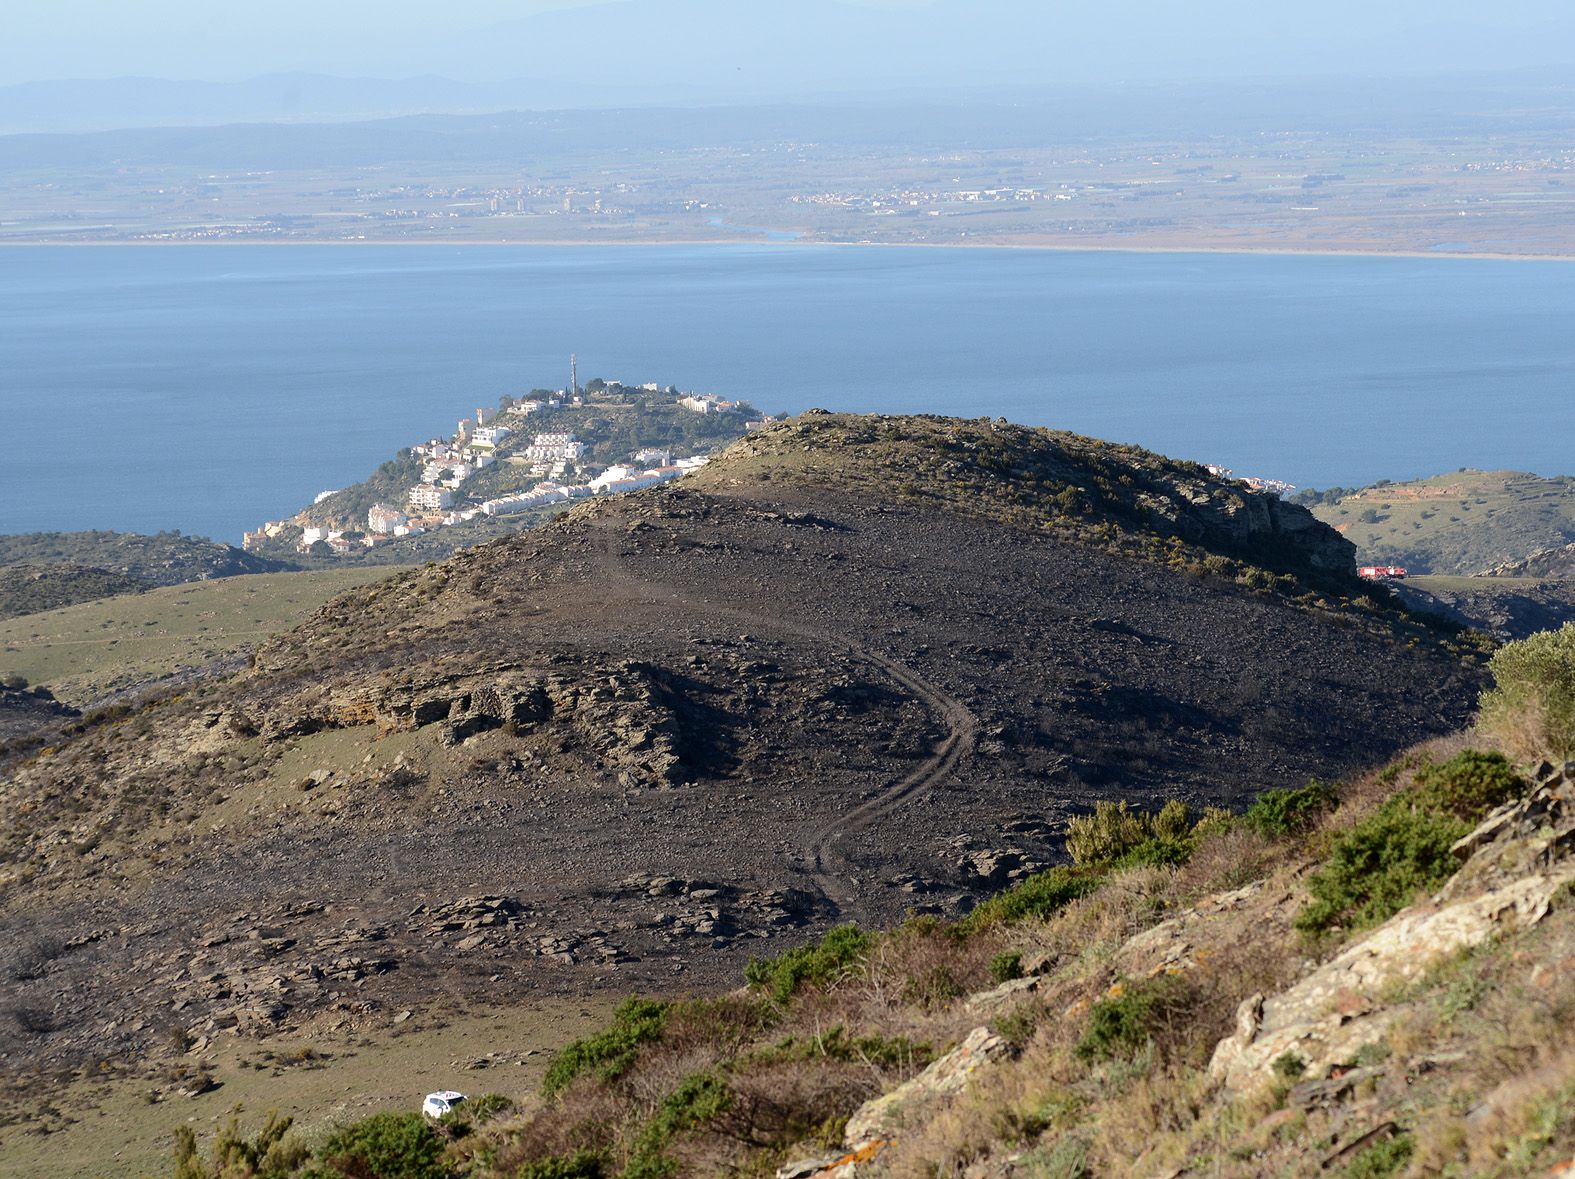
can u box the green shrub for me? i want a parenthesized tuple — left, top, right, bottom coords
(1296, 751, 1527, 936)
(960, 866, 1097, 931)
(1110, 835, 1195, 870)
(542, 997, 670, 1096)
(1149, 799, 1192, 840)
(313, 1112, 445, 1179)
(172, 1113, 308, 1179)
(1243, 780, 1338, 837)
(1478, 622, 1575, 761)
(901, 963, 965, 1011)
(622, 1071, 731, 1179)
(995, 1009, 1039, 1049)
(463, 1092, 514, 1124)
(1065, 800, 1230, 871)
(1410, 750, 1528, 819)
(1074, 975, 1191, 1064)
(1271, 1051, 1307, 1080)
(743, 924, 872, 1003)
(1066, 801, 1151, 866)
(1295, 802, 1466, 936)
(744, 1025, 929, 1070)
(1342, 1132, 1414, 1178)
(989, 949, 1024, 984)
(515, 1150, 606, 1179)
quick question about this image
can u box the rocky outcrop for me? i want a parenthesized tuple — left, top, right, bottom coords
(1210, 762, 1575, 1092)
(242, 657, 687, 786)
(1484, 541, 1575, 580)
(1396, 579, 1575, 642)
(778, 1027, 1015, 1177)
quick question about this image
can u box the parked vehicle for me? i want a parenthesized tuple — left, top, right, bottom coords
(423, 1090, 466, 1119)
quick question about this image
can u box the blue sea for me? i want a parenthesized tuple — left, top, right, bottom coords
(2, 244, 1571, 544)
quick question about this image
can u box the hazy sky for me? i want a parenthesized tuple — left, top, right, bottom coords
(5, 0, 1573, 90)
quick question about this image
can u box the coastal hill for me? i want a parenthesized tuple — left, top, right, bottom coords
(1301, 469, 1575, 576)
(0, 530, 290, 624)
(0, 529, 288, 585)
(0, 411, 1484, 1161)
(245, 379, 762, 569)
(0, 563, 150, 622)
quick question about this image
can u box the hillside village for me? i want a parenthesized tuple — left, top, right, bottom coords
(242, 375, 769, 561)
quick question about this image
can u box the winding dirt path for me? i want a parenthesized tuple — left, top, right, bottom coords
(594, 511, 977, 915)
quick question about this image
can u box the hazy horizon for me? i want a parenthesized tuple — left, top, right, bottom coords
(9, 0, 1575, 96)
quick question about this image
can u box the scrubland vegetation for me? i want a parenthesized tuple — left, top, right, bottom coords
(160, 623, 1575, 1178)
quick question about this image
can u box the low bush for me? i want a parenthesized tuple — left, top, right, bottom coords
(1066, 799, 1231, 871)
(989, 949, 1024, 983)
(960, 866, 1097, 931)
(1296, 751, 1527, 936)
(514, 1150, 607, 1179)
(1243, 780, 1338, 837)
(1065, 801, 1150, 866)
(1410, 749, 1528, 819)
(172, 1113, 308, 1179)
(1343, 1132, 1414, 1178)
(623, 1071, 732, 1179)
(543, 997, 670, 1096)
(1074, 974, 1193, 1064)
(745, 1025, 931, 1070)
(463, 1092, 514, 1125)
(1478, 622, 1575, 761)
(312, 1111, 446, 1179)
(901, 963, 965, 1011)
(744, 924, 872, 1003)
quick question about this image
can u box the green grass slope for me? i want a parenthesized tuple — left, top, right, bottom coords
(1304, 470, 1575, 575)
(0, 567, 402, 705)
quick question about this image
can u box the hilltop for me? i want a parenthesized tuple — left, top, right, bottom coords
(0, 563, 151, 621)
(1301, 469, 1575, 576)
(0, 413, 1486, 1173)
(0, 530, 290, 584)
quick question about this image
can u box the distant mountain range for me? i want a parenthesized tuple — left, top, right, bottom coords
(2, 0, 1573, 135)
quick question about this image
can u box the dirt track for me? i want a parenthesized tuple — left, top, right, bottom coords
(596, 509, 979, 914)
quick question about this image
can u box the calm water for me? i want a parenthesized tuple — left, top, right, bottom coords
(2, 244, 1571, 543)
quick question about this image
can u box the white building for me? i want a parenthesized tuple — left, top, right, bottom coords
(508, 398, 561, 416)
(472, 425, 512, 448)
(422, 461, 474, 486)
(524, 432, 586, 463)
(589, 464, 639, 489)
(408, 484, 454, 511)
(367, 504, 408, 535)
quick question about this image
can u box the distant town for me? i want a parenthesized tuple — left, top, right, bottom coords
(243, 364, 771, 561)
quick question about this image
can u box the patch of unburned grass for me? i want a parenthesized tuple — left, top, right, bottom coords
(0, 997, 615, 1179)
(0, 567, 405, 705)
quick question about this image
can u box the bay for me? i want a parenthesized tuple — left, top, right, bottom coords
(1, 243, 1570, 544)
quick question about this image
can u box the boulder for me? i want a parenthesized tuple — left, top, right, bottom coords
(1210, 778, 1575, 1092)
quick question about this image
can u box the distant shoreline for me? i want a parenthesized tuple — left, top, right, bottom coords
(4, 237, 1575, 264)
